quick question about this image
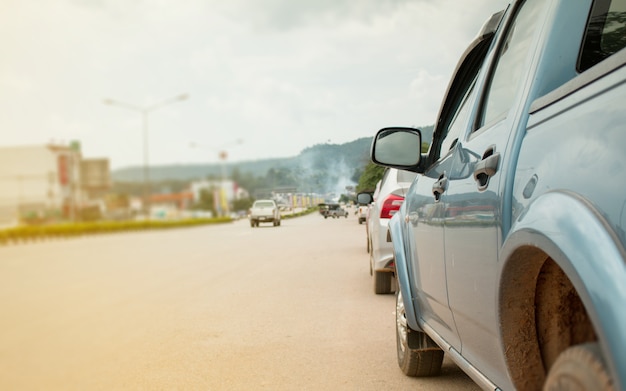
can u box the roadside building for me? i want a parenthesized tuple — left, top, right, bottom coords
(149, 191, 194, 219)
(190, 179, 248, 216)
(0, 143, 110, 226)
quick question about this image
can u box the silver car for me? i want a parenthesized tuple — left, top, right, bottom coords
(364, 168, 416, 294)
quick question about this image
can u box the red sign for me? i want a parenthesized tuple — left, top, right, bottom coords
(58, 155, 69, 185)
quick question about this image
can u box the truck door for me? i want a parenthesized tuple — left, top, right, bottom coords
(441, 0, 549, 385)
(404, 140, 460, 349)
(404, 14, 503, 350)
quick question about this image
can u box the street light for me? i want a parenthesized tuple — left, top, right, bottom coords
(190, 139, 243, 216)
(103, 93, 188, 218)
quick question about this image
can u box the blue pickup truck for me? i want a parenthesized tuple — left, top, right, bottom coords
(365, 0, 626, 389)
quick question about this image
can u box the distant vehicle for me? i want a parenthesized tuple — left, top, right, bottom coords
(328, 206, 348, 218)
(360, 168, 416, 294)
(356, 196, 371, 224)
(249, 200, 281, 227)
(318, 203, 348, 219)
(277, 203, 290, 212)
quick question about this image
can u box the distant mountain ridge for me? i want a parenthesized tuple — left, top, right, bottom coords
(112, 127, 433, 183)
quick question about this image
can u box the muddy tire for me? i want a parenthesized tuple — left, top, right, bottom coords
(544, 343, 614, 391)
(396, 286, 443, 376)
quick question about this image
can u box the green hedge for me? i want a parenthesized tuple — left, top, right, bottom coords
(0, 217, 231, 245)
(0, 207, 318, 246)
(282, 207, 318, 219)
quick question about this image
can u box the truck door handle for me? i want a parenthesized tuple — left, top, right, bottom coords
(474, 151, 500, 190)
(432, 176, 448, 202)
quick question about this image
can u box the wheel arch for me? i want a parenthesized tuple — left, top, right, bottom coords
(388, 214, 421, 332)
(498, 191, 626, 390)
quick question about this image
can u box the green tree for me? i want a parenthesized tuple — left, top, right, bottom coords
(193, 188, 216, 215)
(232, 197, 254, 212)
(263, 167, 297, 189)
(338, 194, 352, 204)
(356, 162, 385, 193)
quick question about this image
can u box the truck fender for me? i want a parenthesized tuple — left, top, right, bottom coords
(499, 191, 626, 388)
(388, 213, 422, 332)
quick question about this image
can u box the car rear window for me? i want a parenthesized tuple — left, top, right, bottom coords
(254, 201, 274, 208)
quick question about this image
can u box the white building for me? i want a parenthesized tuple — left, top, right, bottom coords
(0, 144, 84, 226)
(190, 179, 249, 215)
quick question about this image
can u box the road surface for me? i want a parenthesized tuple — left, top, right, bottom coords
(0, 212, 480, 390)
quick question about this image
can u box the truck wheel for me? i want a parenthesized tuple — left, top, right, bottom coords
(396, 287, 443, 376)
(250, 220, 255, 227)
(544, 343, 613, 391)
(374, 270, 392, 294)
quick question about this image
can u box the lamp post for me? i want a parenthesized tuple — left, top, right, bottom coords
(104, 93, 188, 218)
(190, 139, 243, 216)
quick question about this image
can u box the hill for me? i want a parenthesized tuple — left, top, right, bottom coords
(112, 126, 433, 194)
(112, 138, 374, 182)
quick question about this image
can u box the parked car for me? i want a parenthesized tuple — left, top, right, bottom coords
(249, 199, 281, 227)
(363, 180, 381, 254)
(368, 1, 626, 389)
(359, 168, 416, 294)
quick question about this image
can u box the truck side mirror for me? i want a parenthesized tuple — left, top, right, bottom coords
(372, 127, 422, 169)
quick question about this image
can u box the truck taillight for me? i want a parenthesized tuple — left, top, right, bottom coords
(380, 194, 404, 219)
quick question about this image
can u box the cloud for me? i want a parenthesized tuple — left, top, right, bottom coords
(0, 0, 509, 169)
(409, 70, 449, 125)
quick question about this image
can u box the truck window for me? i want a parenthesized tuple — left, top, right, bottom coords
(579, 0, 626, 72)
(440, 76, 478, 155)
(478, 0, 547, 128)
(427, 11, 503, 164)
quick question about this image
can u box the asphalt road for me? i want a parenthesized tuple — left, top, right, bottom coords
(0, 211, 480, 390)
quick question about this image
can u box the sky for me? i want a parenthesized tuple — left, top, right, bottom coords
(1, 0, 509, 170)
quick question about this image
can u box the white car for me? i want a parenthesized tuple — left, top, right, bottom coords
(363, 168, 416, 293)
(249, 200, 281, 227)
